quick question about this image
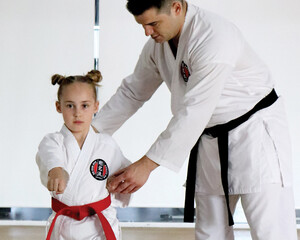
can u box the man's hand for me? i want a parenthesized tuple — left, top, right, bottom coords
(47, 167, 69, 194)
(107, 156, 159, 194)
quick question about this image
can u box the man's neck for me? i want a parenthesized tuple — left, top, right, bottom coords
(169, 1, 187, 57)
(168, 39, 177, 58)
(171, 1, 187, 48)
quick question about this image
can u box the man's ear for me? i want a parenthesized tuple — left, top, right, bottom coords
(172, 1, 182, 15)
(56, 101, 62, 113)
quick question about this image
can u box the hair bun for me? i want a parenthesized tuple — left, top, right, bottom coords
(51, 74, 65, 85)
(86, 70, 103, 84)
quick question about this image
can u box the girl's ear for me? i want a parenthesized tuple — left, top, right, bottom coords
(56, 101, 62, 113)
(94, 101, 99, 113)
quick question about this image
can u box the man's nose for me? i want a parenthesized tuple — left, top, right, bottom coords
(144, 25, 154, 36)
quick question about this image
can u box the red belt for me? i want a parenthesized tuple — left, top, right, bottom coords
(46, 195, 116, 240)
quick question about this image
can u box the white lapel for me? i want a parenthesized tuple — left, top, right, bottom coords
(60, 126, 97, 203)
(61, 125, 81, 169)
(170, 3, 197, 113)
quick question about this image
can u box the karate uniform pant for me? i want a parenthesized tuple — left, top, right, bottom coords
(195, 184, 297, 240)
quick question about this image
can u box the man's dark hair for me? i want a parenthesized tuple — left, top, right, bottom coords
(126, 0, 182, 16)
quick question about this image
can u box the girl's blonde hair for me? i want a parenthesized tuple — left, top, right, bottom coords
(51, 70, 102, 101)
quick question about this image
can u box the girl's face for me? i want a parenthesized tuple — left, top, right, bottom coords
(56, 82, 99, 138)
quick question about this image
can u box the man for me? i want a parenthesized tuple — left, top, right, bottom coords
(93, 0, 297, 239)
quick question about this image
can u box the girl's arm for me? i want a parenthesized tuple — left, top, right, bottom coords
(36, 133, 68, 194)
(47, 167, 69, 194)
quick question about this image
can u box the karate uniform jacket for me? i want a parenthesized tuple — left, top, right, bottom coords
(93, 2, 293, 195)
(36, 125, 131, 240)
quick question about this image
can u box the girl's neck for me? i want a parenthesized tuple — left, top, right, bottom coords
(74, 133, 88, 149)
(67, 126, 89, 149)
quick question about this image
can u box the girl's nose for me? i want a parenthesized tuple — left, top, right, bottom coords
(74, 108, 81, 117)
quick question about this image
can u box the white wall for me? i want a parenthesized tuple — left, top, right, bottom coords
(0, 0, 94, 207)
(97, 0, 300, 208)
(0, 0, 299, 209)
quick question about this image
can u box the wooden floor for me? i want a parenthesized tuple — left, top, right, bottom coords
(0, 226, 252, 240)
(0, 226, 298, 240)
(0, 226, 45, 240)
(0, 226, 195, 240)
(0, 226, 194, 240)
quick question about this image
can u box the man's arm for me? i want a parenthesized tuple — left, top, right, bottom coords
(92, 40, 162, 135)
(107, 155, 159, 194)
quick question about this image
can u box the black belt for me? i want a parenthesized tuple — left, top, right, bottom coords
(183, 89, 278, 225)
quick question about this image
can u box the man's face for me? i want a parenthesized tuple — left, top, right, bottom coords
(134, 6, 181, 43)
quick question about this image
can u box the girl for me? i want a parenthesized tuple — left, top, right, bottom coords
(36, 70, 130, 240)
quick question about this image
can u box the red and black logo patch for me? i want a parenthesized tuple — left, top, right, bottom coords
(181, 61, 191, 83)
(90, 159, 109, 181)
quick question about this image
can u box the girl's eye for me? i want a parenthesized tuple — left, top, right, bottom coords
(66, 104, 73, 108)
(83, 104, 89, 109)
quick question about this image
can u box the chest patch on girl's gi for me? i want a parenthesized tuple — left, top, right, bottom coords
(90, 159, 109, 181)
(181, 61, 191, 83)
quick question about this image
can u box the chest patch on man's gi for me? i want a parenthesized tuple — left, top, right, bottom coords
(180, 61, 191, 83)
(90, 159, 109, 181)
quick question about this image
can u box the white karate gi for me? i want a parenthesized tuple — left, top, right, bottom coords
(92, 2, 297, 239)
(36, 125, 131, 240)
